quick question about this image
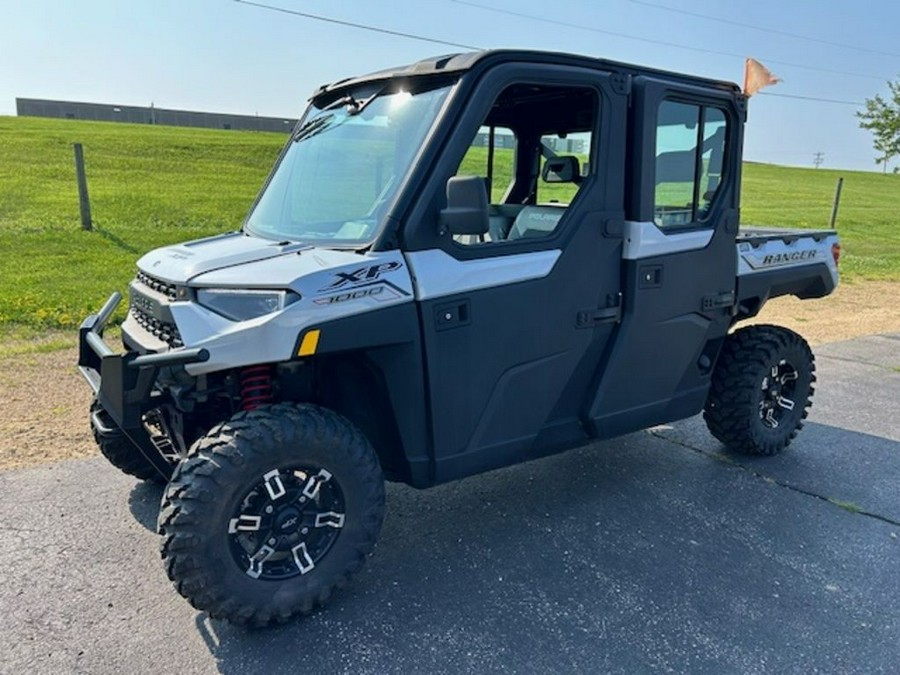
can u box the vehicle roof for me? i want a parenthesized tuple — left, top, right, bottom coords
(312, 49, 742, 100)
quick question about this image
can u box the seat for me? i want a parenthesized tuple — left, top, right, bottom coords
(506, 205, 566, 240)
(505, 155, 582, 240)
(488, 204, 520, 241)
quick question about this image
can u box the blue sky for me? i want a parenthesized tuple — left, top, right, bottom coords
(1, 0, 897, 171)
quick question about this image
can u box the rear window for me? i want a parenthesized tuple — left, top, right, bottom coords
(654, 101, 727, 229)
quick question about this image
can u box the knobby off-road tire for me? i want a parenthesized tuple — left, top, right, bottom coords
(90, 401, 164, 483)
(158, 403, 385, 627)
(704, 324, 815, 456)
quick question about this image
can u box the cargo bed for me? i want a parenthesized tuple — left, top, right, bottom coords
(734, 226, 840, 318)
(738, 226, 837, 246)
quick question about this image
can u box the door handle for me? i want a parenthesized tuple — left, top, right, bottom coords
(576, 294, 622, 328)
(434, 300, 471, 331)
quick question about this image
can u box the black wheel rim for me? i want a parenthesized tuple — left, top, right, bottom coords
(758, 358, 800, 430)
(227, 465, 345, 581)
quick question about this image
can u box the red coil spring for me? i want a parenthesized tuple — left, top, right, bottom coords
(240, 365, 274, 411)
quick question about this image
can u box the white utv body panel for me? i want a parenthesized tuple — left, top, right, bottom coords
(124, 233, 413, 375)
(135, 231, 311, 283)
(405, 248, 562, 300)
(737, 229, 840, 288)
(622, 220, 714, 259)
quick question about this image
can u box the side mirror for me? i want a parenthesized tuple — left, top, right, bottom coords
(440, 176, 489, 236)
(542, 156, 580, 183)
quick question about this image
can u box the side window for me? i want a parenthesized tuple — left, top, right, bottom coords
(537, 131, 592, 205)
(654, 101, 728, 229)
(453, 83, 598, 246)
(457, 126, 516, 203)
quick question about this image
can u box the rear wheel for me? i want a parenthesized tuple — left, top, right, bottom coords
(90, 401, 164, 483)
(158, 403, 385, 626)
(704, 324, 815, 455)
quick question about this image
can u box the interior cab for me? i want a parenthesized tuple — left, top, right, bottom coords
(450, 82, 597, 245)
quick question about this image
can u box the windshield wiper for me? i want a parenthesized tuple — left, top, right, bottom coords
(292, 114, 333, 143)
(293, 85, 392, 143)
(316, 85, 387, 117)
(343, 87, 385, 116)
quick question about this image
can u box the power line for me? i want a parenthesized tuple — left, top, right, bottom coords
(232, 0, 870, 108)
(630, 0, 900, 60)
(233, 0, 481, 51)
(450, 0, 887, 81)
(760, 92, 863, 106)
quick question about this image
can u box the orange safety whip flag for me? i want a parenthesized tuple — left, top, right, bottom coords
(743, 58, 781, 96)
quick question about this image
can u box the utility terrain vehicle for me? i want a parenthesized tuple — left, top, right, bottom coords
(79, 50, 840, 626)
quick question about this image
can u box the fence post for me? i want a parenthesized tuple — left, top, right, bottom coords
(829, 177, 843, 229)
(73, 143, 93, 231)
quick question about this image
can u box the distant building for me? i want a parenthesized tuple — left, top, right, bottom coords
(15, 98, 297, 133)
(473, 130, 517, 150)
(472, 130, 586, 154)
(542, 136, 587, 155)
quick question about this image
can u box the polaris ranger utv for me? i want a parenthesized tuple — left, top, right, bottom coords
(78, 50, 840, 626)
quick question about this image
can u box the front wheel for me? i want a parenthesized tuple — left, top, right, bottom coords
(158, 403, 385, 626)
(704, 324, 815, 456)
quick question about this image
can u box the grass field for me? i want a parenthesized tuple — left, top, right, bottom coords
(741, 163, 900, 280)
(0, 117, 283, 330)
(1, 115, 898, 333)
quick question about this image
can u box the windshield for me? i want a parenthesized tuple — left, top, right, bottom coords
(245, 81, 453, 245)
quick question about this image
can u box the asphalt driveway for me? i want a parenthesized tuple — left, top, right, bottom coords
(1, 334, 898, 674)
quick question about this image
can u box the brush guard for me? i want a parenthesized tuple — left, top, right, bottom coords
(78, 292, 210, 480)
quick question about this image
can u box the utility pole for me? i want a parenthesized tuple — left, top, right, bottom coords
(813, 152, 824, 169)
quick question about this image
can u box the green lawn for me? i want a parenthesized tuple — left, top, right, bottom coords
(1, 116, 897, 333)
(0, 116, 283, 329)
(741, 162, 900, 280)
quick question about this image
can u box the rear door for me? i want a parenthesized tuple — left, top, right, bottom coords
(402, 63, 628, 482)
(585, 77, 745, 437)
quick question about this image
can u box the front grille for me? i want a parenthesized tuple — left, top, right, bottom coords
(130, 270, 183, 348)
(130, 307, 184, 348)
(136, 271, 177, 301)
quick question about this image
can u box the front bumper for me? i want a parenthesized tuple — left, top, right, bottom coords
(78, 292, 210, 478)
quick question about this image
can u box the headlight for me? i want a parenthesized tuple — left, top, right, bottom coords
(195, 289, 300, 321)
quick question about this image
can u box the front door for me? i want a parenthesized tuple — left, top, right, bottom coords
(403, 64, 628, 482)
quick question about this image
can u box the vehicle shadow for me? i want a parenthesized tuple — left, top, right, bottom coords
(177, 420, 900, 674)
(127, 479, 165, 531)
(190, 433, 657, 673)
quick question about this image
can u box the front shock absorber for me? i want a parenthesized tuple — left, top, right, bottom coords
(240, 365, 274, 411)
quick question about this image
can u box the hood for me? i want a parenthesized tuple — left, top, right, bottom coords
(136, 232, 312, 283)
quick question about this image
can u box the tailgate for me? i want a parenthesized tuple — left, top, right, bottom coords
(735, 226, 840, 307)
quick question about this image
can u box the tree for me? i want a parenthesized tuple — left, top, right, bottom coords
(857, 79, 900, 174)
